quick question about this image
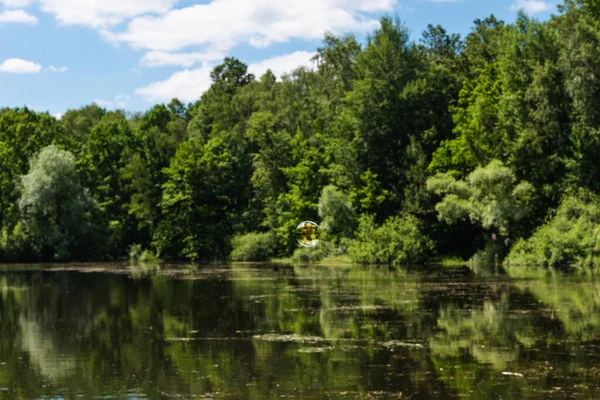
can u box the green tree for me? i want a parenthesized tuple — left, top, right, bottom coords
(154, 137, 244, 260)
(318, 185, 356, 239)
(0, 108, 62, 175)
(188, 58, 255, 142)
(79, 121, 142, 256)
(347, 17, 422, 217)
(60, 104, 106, 152)
(17, 145, 99, 261)
(427, 160, 535, 242)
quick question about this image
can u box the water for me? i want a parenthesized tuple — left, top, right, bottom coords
(0, 263, 599, 399)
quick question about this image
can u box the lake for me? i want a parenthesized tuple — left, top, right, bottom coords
(0, 263, 599, 399)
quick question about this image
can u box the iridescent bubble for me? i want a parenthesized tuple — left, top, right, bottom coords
(296, 221, 320, 247)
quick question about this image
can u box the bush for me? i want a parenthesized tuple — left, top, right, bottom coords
(129, 244, 143, 261)
(291, 241, 333, 263)
(229, 232, 275, 262)
(348, 214, 434, 265)
(0, 222, 35, 262)
(506, 191, 600, 268)
(129, 244, 161, 264)
(139, 250, 161, 263)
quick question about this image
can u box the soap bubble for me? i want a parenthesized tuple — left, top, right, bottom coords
(296, 221, 320, 247)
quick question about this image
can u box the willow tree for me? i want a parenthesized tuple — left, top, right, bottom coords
(427, 160, 535, 241)
(18, 145, 99, 261)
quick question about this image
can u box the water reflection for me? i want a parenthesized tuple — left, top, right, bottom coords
(0, 264, 599, 398)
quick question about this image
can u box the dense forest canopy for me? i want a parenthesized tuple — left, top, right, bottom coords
(1, 0, 600, 268)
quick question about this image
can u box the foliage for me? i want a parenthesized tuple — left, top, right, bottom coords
(427, 160, 535, 240)
(506, 191, 600, 268)
(153, 137, 245, 261)
(4, 8, 600, 267)
(15, 145, 100, 261)
(291, 241, 333, 263)
(129, 244, 143, 261)
(129, 244, 161, 264)
(229, 232, 275, 262)
(348, 214, 434, 265)
(318, 185, 356, 239)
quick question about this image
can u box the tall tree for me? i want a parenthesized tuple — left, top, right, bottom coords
(17, 145, 99, 261)
(154, 137, 245, 260)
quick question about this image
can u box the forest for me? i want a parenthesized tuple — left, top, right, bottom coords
(1, 0, 600, 268)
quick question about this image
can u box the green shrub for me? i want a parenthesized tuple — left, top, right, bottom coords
(348, 214, 434, 265)
(470, 244, 501, 266)
(129, 244, 143, 261)
(291, 241, 333, 263)
(129, 244, 161, 264)
(0, 222, 35, 262)
(506, 191, 600, 268)
(139, 250, 161, 263)
(229, 232, 275, 262)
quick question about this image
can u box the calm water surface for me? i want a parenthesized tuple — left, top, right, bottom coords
(0, 263, 599, 399)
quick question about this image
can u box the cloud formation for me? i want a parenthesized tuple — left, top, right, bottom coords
(511, 0, 554, 14)
(136, 50, 317, 102)
(140, 50, 227, 68)
(37, 0, 176, 28)
(108, 0, 392, 53)
(94, 94, 131, 109)
(0, 58, 42, 73)
(247, 50, 316, 79)
(48, 65, 68, 72)
(0, 9, 38, 24)
(135, 64, 214, 103)
(0, 59, 69, 73)
(0, 0, 33, 7)
(18, 0, 396, 106)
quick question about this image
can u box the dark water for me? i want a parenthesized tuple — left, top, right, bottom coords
(0, 263, 600, 399)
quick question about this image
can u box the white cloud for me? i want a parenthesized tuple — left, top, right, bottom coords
(0, 59, 68, 73)
(94, 94, 131, 109)
(38, 0, 177, 28)
(0, 0, 33, 7)
(511, 0, 554, 14)
(331, 0, 396, 12)
(136, 50, 318, 103)
(93, 99, 112, 107)
(0, 58, 42, 73)
(30, 0, 396, 103)
(108, 0, 392, 53)
(53, 112, 63, 120)
(0, 9, 38, 24)
(47, 65, 68, 72)
(248, 51, 316, 79)
(135, 64, 214, 103)
(114, 94, 130, 108)
(141, 49, 226, 68)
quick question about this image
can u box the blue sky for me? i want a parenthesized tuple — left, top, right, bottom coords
(0, 0, 560, 118)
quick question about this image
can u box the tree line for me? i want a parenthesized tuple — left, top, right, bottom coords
(1, 0, 599, 268)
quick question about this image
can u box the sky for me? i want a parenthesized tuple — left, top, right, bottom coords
(0, 0, 561, 118)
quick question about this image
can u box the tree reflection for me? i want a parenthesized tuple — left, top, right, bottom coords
(1, 265, 600, 399)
